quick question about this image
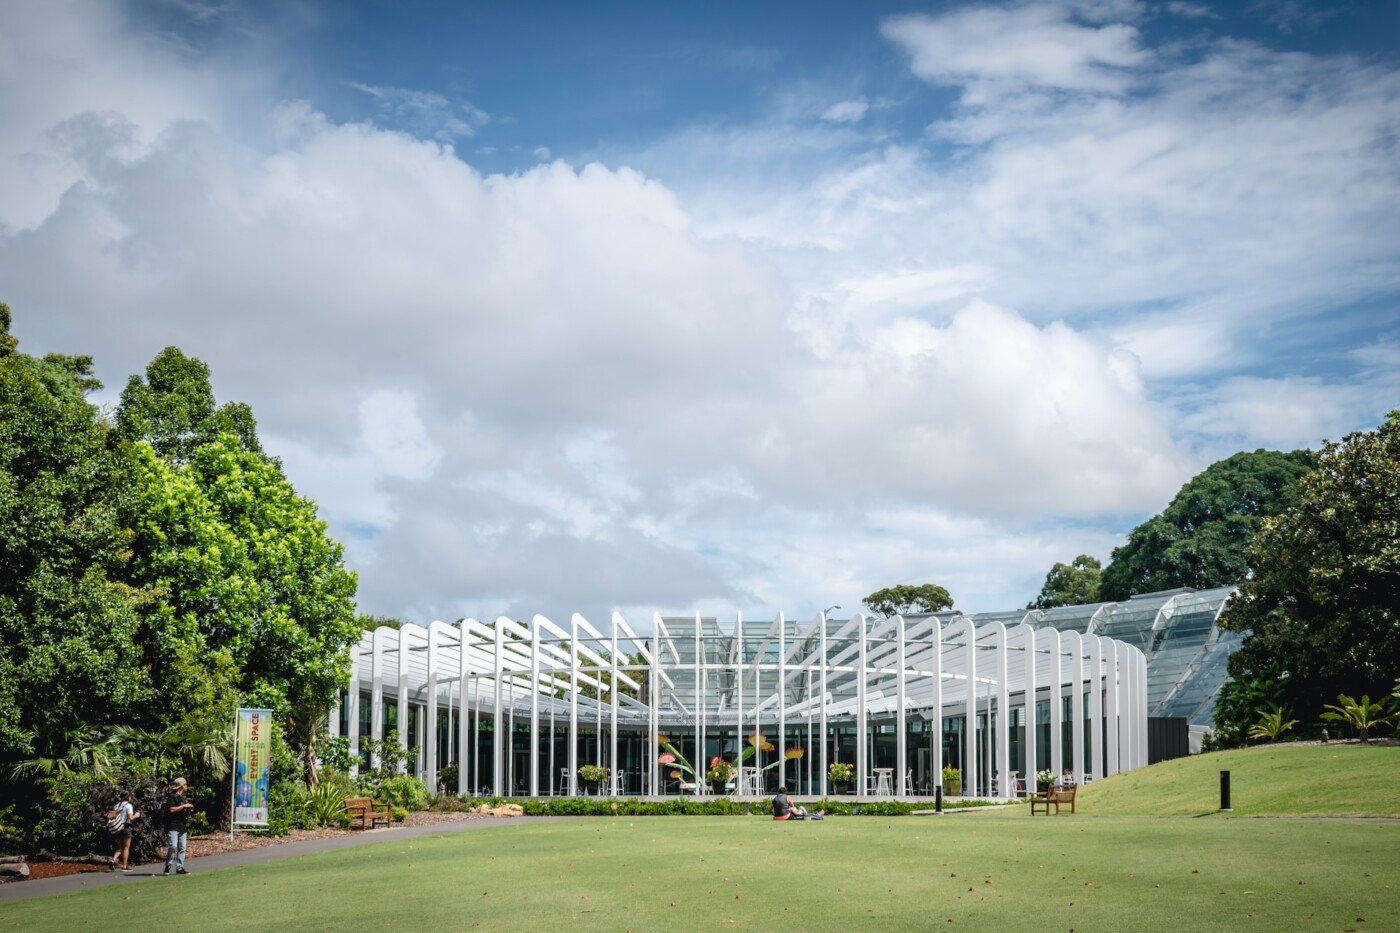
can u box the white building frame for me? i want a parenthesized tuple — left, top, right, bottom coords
(332, 610, 1147, 800)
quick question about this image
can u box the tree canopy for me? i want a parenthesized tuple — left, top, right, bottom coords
(0, 315, 150, 766)
(1216, 413, 1400, 736)
(115, 346, 262, 461)
(1098, 448, 1316, 601)
(1028, 554, 1102, 609)
(863, 584, 954, 618)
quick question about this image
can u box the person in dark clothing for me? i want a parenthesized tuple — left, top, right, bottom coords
(771, 786, 809, 821)
(163, 777, 195, 875)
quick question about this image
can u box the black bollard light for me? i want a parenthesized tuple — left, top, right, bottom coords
(935, 784, 944, 813)
(1220, 770, 1232, 811)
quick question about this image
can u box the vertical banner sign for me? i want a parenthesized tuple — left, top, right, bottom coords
(233, 708, 273, 827)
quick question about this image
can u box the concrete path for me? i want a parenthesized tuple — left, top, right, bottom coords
(0, 816, 558, 905)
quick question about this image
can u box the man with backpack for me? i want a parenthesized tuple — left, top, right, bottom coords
(163, 777, 195, 875)
(108, 791, 141, 872)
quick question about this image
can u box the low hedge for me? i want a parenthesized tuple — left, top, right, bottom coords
(457, 796, 997, 817)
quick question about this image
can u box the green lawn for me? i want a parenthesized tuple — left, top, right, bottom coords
(4, 815, 1397, 932)
(5, 744, 1397, 932)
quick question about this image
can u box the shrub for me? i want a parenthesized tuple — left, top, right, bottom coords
(267, 781, 315, 836)
(376, 775, 430, 812)
(31, 773, 168, 862)
(391, 805, 408, 823)
(320, 737, 355, 774)
(317, 768, 355, 799)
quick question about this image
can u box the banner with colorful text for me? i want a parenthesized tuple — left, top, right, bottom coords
(233, 708, 273, 827)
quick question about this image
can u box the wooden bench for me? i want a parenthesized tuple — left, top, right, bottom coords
(1030, 784, 1077, 815)
(344, 796, 393, 830)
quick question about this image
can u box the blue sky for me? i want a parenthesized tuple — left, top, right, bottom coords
(1, 0, 1397, 624)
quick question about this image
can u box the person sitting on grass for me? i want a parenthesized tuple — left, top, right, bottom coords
(772, 786, 823, 821)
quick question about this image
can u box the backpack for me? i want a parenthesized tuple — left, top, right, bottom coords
(106, 805, 126, 833)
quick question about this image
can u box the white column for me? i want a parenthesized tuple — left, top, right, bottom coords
(1138, 649, 1149, 769)
(651, 614, 663, 797)
(961, 618, 977, 799)
(694, 612, 703, 796)
(457, 620, 472, 795)
(396, 628, 409, 773)
(530, 616, 542, 798)
(493, 618, 505, 795)
(896, 614, 907, 797)
(778, 613, 788, 787)
(1105, 637, 1121, 778)
(1087, 634, 1103, 781)
(932, 618, 943, 786)
(1047, 627, 1063, 783)
(426, 622, 443, 791)
(569, 614, 579, 796)
(343, 669, 358, 778)
(994, 622, 1010, 800)
(1064, 631, 1085, 785)
(735, 612, 744, 793)
(610, 613, 620, 797)
(370, 628, 386, 772)
(856, 613, 868, 796)
(819, 612, 829, 793)
(1016, 624, 1036, 785)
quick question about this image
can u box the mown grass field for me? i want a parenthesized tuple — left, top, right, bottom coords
(2, 743, 1396, 933)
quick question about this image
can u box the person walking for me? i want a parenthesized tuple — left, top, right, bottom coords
(163, 777, 195, 875)
(110, 791, 141, 872)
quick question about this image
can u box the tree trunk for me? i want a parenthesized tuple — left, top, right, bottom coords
(0, 862, 28, 878)
(305, 742, 320, 791)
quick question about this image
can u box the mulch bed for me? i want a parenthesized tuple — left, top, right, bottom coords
(6, 809, 496, 883)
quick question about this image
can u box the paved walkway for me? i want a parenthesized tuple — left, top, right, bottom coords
(0, 816, 557, 905)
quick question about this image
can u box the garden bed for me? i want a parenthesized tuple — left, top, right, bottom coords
(3, 810, 494, 883)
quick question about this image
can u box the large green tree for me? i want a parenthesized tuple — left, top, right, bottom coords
(1028, 554, 1102, 609)
(1217, 413, 1400, 734)
(1098, 449, 1316, 601)
(0, 306, 151, 771)
(863, 583, 954, 617)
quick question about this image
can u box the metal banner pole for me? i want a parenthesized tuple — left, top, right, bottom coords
(229, 710, 239, 839)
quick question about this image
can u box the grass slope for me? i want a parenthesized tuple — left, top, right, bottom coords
(1075, 742, 1400, 817)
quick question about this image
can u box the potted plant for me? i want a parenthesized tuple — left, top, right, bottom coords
(577, 764, 609, 794)
(706, 757, 735, 795)
(1035, 769, 1055, 792)
(828, 761, 854, 794)
(942, 764, 962, 796)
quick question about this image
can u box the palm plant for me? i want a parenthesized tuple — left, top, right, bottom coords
(109, 715, 233, 780)
(307, 782, 348, 826)
(10, 727, 119, 780)
(1320, 693, 1397, 743)
(285, 700, 332, 790)
(1247, 705, 1298, 743)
